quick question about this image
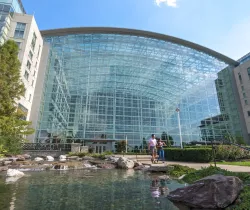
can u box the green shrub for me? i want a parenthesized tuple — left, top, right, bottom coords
(0, 136, 23, 155)
(68, 152, 87, 157)
(164, 148, 213, 162)
(167, 164, 196, 177)
(0, 144, 8, 156)
(230, 186, 250, 210)
(215, 145, 250, 161)
(183, 166, 250, 184)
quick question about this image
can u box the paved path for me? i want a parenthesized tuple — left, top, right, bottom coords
(114, 155, 250, 172)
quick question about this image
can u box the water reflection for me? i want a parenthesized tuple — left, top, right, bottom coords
(150, 178, 170, 207)
(0, 170, 184, 210)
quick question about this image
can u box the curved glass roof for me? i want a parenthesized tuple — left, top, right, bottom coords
(42, 28, 233, 104)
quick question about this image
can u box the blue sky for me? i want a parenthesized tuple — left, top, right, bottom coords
(22, 0, 250, 60)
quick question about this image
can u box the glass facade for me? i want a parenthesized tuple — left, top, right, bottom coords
(36, 31, 242, 146)
(0, 0, 25, 44)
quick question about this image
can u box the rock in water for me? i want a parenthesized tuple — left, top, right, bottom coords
(34, 157, 44, 162)
(46, 156, 54, 161)
(6, 169, 24, 177)
(117, 157, 134, 169)
(167, 174, 243, 209)
(59, 155, 67, 161)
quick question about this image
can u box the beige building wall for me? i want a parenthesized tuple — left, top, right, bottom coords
(27, 44, 50, 142)
(8, 13, 43, 120)
(234, 59, 250, 137)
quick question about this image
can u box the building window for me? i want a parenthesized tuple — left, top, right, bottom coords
(248, 111, 250, 117)
(248, 68, 250, 79)
(245, 100, 248, 105)
(26, 60, 31, 70)
(24, 71, 29, 81)
(28, 94, 32, 102)
(14, 22, 26, 39)
(28, 51, 33, 60)
(243, 92, 246, 98)
(238, 73, 243, 84)
(241, 86, 244, 91)
(31, 32, 37, 50)
(31, 80, 34, 87)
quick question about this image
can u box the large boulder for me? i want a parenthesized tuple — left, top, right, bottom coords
(106, 156, 119, 163)
(167, 174, 243, 209)
(34, 157, 44, 162)
(117, 157, 134, 169)
(6, 169, 24, 177)
(97, 163, 117, 169)
(46, 156, 54, 161)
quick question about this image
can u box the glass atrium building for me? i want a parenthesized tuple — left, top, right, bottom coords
(35, 27, 243, 146)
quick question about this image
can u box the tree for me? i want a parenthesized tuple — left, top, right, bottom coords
(0, 40, 34, 153)
(0, 40, 25, 116)
(161, 132, 174, 147)
(116, 140, 126, 153)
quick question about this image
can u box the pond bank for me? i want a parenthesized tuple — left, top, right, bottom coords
(114, 155, 250, 172)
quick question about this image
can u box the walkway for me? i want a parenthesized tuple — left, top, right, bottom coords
(114, 155, 250, 172)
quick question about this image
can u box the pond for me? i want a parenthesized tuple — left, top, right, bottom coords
(0, 169, 185, 210)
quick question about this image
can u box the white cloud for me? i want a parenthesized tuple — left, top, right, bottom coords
(155, 0, 178, 7)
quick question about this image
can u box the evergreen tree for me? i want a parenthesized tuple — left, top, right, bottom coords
(0, 40, 25, 116)
(161, 131, 174, 147)
(0, 40, 34, 153)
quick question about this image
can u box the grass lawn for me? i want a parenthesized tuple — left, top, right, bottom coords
(216, 161, 250, 167)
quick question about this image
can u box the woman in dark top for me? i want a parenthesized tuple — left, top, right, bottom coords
(157, 139, 166, 163)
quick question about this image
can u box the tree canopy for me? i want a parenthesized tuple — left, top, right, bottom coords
(0, 40, 34, 154)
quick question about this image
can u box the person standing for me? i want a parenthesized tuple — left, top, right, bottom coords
(157, 139, 166, 163)
(148, 134, 157, 163)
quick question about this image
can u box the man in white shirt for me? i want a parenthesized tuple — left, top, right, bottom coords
(148, 134, 157, 163)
